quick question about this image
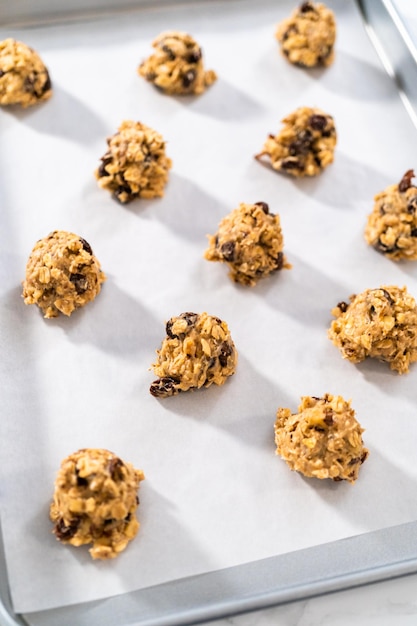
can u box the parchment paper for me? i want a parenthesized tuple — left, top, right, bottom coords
(1, 0, 417, 615)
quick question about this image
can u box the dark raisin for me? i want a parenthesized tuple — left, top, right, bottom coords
(337, 301, 349, 313)
(360, 451, 368, 463)
(398, 169, 415, 193)
(114, 184, 134, 203)
(220, 241, 235, 262)
(75, 469, 88, 487)
(281, 159, 302, 170)
(255, 201, 269, 214)
(54, 517, 80, 541)
(98, 163, 110, 177)
(274, 251, 284, 270)
(407, 198, 417, 213)
(411, 228, 417, 237)
(108, 456, 124, 480)
(381, 288, 394, 305)
(282, 25, 298, 41)
(188, 48, 202, 63)
(374, 240, 397, 254)
(289, 129, 312, 156)
(333, 476, 343, 482)
(166, 319, 176, 338)
(180, 312, 198, 326)
(79, 237, 93, 255)
(309, 114, 328, 131)
(323, 409, 334, 426)
(321, 129, 332, 138)
(70, 273, 88, 295)
(150, 377, 180, 398)
(348, 457, 360, 466)
(41, 71, 52, 94)
(0, 70, 4, 78)
(98, 155, 112, 177)
(166, 312, 197, 339)
(182, 69, 196, 88)
(161, 44, 176, 61)
(300, 1, 315, 12)
(23, 74, 36, 94)
(219, 342, 233, 367)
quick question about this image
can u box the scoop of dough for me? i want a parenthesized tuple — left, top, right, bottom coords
(95, 120, 172, 203)
(365, 169, 417, 261)
(0, 38, 52, 107)
(275, 394, 368, 483)
(328, 285, 417, 374)
(205, 201, 291, 286)
(276, 2, 336, 68)
(50, 448, 144, 560)
(150, 312, 237, 397)
(22, 230, 106, 318)
(138, 31, 217, 95)
(256, 106, 336, 177)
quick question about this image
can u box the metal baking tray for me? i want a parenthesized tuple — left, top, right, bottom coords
(1, 1, 417, 624)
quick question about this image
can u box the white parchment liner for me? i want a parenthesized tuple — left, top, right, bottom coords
(1, 0, 417, 614)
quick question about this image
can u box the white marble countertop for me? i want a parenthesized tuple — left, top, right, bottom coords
(201, 571, 417, 625)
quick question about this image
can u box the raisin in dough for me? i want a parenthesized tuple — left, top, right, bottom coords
(50, 449, 144, 560)
(276, 2, 336, 68)
(328, 286, 417, 374)
(275, 394, 368, 483)
(150, 312, 237, 397)
(205, 201, 291, 286)
(95, 120, 172, 203)
(256, 106, 336, 177)
(365, 170, 417, 261)
(22, 230, 105, 318)
(138, 31, 217, 95)
(0, 38, 52, 107)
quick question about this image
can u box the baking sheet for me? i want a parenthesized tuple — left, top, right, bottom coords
(1, 0, 417, 617)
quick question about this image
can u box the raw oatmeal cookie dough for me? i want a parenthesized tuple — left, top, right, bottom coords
(138, 31, 216, 96)
(204, 201, 291, 286)
(275, 394, 368, 483)
(256, 106, 336, 177)
(0, 38, 52, 107)
(22, 230, 105, 318)
(365, 170, 417, 261)
(150, 312, 237, 397)
(276, 2, 336, 68)
(50, 449, 145, 560)
(95, 120, 172, 203)
(328, 285, 417, 374)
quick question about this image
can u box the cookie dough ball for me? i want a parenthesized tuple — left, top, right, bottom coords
(150, 312, 237, 398)
(276, 2, 336, 68)
(0, 38, 52, 107)
(50, 449, 145, 560)
(275, 394, 368, 483)
(138, 31, 217, 95)
(95, 120, 172, 203)
(328, 286, 417, 374)
(256, 106, 336, 177)
(22, 230, 106, 318)
(205, 201, 291, 286)
(365, 170, 417, 261)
